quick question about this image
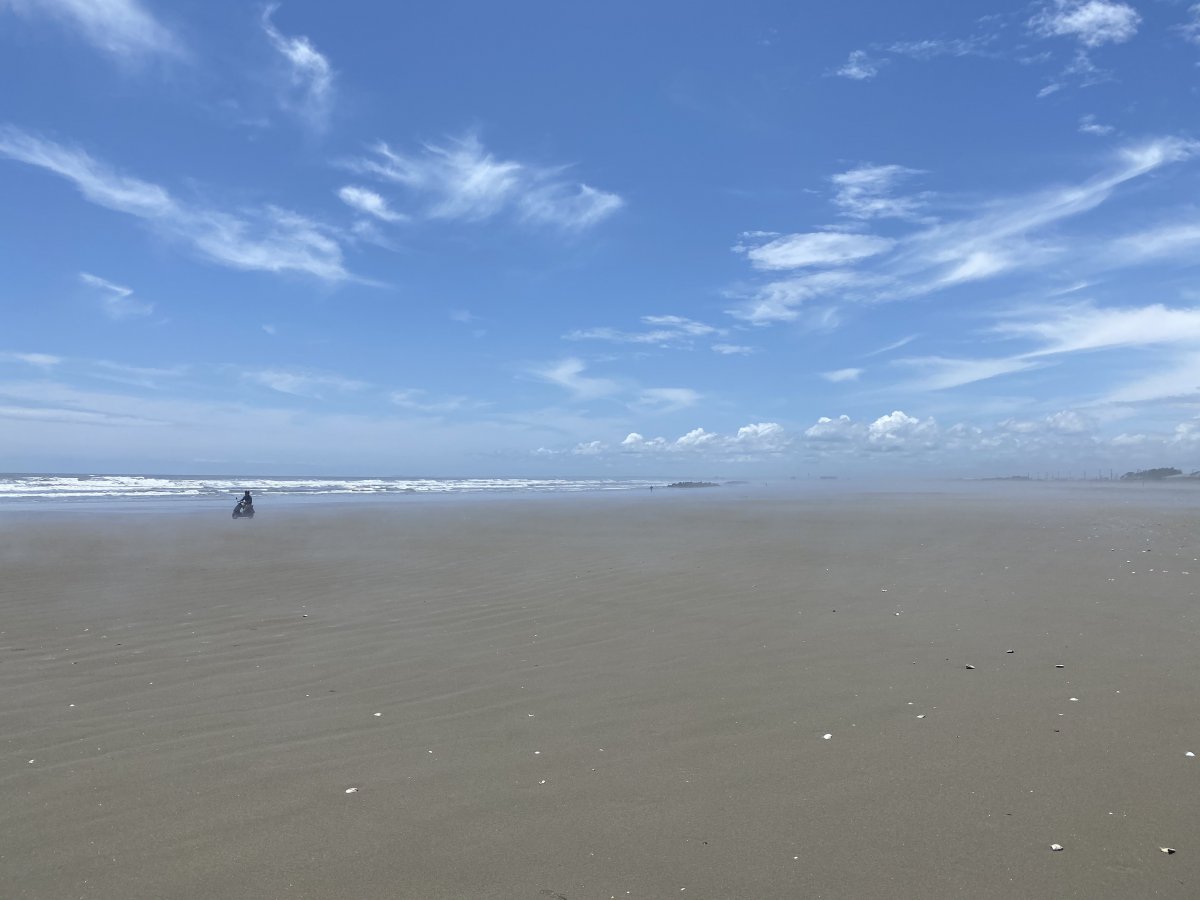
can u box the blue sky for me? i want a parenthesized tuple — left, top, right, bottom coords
(2, 0, 1200, 476)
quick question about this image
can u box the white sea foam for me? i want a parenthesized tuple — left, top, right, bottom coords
(0, 473, 663, 503)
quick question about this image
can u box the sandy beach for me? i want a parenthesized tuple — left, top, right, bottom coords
(2, 484, 1199, 898)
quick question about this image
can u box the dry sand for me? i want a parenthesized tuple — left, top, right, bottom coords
(2, 485, 1200, 899)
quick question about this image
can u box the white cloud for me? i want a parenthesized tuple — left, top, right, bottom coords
(518, 182, 624, 230)
(864, 334, 918, 357)
(0, 126, 172, 216)
(347, 134, 623, 231)
(731, 138, 1200, 332)
(831, 164, 927, 220)
(884, 37, 993, 60)
(711, 343, 756, 355)
(634, 387, 702, 412)
(999, 303, 1200, 356)
(261, 4, 335, 131)
(2, 0, 182, 61)
(617, 422, 788, 457)
(0, 351, 61, 368)
(1078, 114, 1114, 136)
(740, 232, 894, 270)
(566, 314, 724, 347)
(0, 127, 352, 281)
(572, 440, 605, 456)
(728, 269, 872, 325)
(531, 358, 619, 400)
(1180, 5, 1200, 45)
(804, 415, 858, 442)
(80, 271, 153, 319)
(803, 411, 939, 453)
(866, 410, 940, 450)
(893, 355, 1045, 391)
(1109, 222, 1200, 264)
(0, 403, 160, 427)
(835, 50, 882, 80)
(389, 389, 471, 413)
(89, 360, 185, 388)
(242, 368, 367, 398)
(1000, 410, 1091, 435)
(821, 367, 863, 383)
(337, 185, 405, 222)
(1104, 353, 1200, 403)
(1029, 1, 1141, 47)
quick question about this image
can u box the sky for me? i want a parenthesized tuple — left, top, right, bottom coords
(2, 0, 1200, 477)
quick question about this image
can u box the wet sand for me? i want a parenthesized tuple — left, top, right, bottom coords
(2, 485, 1200, 898)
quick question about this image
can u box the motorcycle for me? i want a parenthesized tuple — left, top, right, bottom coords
(232, 498, 255, 519)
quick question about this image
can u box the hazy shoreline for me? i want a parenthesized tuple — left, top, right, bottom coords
(3, 487, 1200, 898)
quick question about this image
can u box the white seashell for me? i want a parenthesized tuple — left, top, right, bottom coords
(917, 714, 925, 719)
(823, 734, 832, 740)
(1070, 697, 1079, 702)
(965, 665, 976, 670)
(345, 787, 358, 794)
(1050, 843, 1063, 851)
(1055, 664, 1065, 668)
(1187, 752, 1195, 757)
(1160, 847, 1176, 854)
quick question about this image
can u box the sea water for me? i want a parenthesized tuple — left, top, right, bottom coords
(0, 473, 665, 508)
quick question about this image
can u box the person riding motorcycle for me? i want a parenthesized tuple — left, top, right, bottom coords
(239, 490, 253, 510)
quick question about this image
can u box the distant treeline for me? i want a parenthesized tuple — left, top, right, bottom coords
(1120, 467, 1184, 481)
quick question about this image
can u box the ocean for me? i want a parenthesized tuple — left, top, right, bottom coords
(0, 473, 666, 507)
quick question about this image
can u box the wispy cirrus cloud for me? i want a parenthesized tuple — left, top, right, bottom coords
(336, 185, 405, 222)
(531, 358, 620, 400)
(345, 134, 623, 231)
(0, 126, 353, 281)
(0, 351, 62, 368)
(833, 29, 997, 84)
(821, 367, 864, 383)
(566, 314, 724, 348)
(729, 137, 1199, 325)
(998, 302, 1200, 356)
(1179, 5, 1200, 45)
(241, 367, 368, 398)
(831, 164, 929, 221)
(738, 232, 894, 270)
(883, 36, 997, 60)
(891, 355, 1046, 391)
(1, 0, 183, 62)
(80, 272, 154, 319)
(864, 334, 919, 357)
(633, 387, 702, 412)
(887, 302, 1200, 397)
(390, 389, 474, 414)
(711, 343, 756, 356)
(261, 4, 335, 131)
